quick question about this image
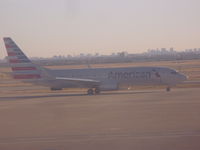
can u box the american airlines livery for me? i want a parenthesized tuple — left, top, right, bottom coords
(3, 37, 187, 95)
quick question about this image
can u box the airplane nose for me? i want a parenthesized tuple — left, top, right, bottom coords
(180, 74, 187, 81)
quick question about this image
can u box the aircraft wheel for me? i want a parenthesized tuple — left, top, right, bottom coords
(95, 88, 101, 94)
(51, 87, 62, 91)
(166, 87, 171, 92)
(87, 89, 94, 95)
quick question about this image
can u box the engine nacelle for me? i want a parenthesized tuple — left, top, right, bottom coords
(99, 81, 118, 91)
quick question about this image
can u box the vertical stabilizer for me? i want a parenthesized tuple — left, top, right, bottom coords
(3, 37, 42, 80)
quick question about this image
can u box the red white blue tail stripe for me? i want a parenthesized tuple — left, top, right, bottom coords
(3, 37, 41, 80)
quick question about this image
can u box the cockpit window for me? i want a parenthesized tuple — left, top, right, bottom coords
(171, 71, 177, 75)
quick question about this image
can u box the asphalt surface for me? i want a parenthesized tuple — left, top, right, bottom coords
(0, 87, 200, 150)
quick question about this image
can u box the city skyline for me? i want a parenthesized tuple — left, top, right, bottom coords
(0, 0, 200, 59)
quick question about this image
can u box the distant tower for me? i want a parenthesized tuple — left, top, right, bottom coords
(161, 48, 167, 54)
(170, 47, 174, 52)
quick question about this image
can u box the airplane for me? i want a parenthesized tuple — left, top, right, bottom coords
(3, 37, 187, 95)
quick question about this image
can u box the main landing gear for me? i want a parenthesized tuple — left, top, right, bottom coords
(87, 88, 101, 95)
(50, 87, 62, 91)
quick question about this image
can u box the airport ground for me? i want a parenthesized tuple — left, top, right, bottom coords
(0, 60, 200, 150)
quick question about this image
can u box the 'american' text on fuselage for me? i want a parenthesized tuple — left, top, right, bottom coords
(108, 71, 152, 80)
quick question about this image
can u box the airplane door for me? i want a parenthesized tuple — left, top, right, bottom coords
(151, 69, 162, 84)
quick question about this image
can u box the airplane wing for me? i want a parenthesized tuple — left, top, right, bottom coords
(55, 77, 101, 87)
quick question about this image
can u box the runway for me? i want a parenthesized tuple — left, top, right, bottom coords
(0, 87, 200, 150)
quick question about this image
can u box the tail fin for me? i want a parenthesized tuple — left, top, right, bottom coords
(3, 37, 44, 80)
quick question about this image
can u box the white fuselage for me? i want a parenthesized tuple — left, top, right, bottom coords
(42, 66, 187, 90)
(3, 37, 187, 93)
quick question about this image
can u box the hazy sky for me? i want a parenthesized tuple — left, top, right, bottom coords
(0, 0, 200, 58)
